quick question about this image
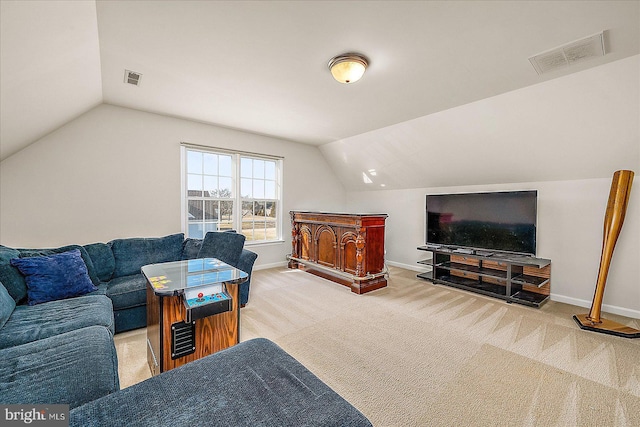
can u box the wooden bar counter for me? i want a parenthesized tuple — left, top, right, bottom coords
(288, 211, 388, 294)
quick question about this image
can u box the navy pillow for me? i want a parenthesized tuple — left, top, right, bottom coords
(10, 249, 98, 306)
(19, 245, 101, 286)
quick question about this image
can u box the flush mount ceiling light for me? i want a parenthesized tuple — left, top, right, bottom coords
(328, 53, 369, 84)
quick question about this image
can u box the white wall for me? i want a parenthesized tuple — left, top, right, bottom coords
(335, 56, 640, 318)
(0, 104, 346, 267)
(346, 179, 640, 318)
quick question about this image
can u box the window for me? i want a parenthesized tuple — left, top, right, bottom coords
(183, 146, 282, 244)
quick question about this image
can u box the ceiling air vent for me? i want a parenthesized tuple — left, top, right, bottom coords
(124, 70, 142, 86)
(529, 31, 605, 75)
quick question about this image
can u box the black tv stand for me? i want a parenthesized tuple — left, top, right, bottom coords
(417, 246, 551, 307)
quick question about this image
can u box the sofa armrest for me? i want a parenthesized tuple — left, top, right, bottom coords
(237, 249, 258, 276)
(0, 326, 119, 409)
(236, 249, 258, 306)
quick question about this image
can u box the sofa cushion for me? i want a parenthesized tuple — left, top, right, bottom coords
(19, 244, 101, 286)
(113, 305, 146, 334)
(0, 245, 27, 304)
(197, 231, 245, 267)
(110, 233, 184, 278)
(107, 274, 147, 310)
(0, 295, 114, 349)
(69, 338, 372, 427)
(89, 282, 108, 295)
(181, 238, 202, 260)
(0, 281, 16, 330)
(84, 242, 116, 282)
(0, 326, 120, 409)
(10, 249, 98, 306)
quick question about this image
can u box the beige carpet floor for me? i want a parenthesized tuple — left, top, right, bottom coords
(115, 266, 640, 426)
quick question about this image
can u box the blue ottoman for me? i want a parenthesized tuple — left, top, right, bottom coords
(70, 338, 371, 427)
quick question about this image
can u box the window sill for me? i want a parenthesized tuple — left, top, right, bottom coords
(245, 239, 286, 247)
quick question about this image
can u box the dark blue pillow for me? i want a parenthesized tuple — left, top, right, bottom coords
(10, 249, 98, 306)
(19, 245, 101, 286)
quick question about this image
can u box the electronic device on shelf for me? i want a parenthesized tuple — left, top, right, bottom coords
(475, 251, 494, 257)
(452, 248, 474, 254)
(425, 190, 537, 256)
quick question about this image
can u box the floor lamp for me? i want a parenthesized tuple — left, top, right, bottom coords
(573, 170, 639, 338)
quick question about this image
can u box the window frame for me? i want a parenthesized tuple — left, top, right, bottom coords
(181, 144, 283, 245)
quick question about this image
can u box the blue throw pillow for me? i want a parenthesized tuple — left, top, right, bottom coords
(10, 249, 98, 306)
(19, 245, 101, 286)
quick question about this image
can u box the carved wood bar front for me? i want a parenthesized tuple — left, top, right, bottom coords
(288, 211, 388, 294)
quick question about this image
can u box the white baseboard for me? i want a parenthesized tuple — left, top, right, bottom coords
(254, 260, 288, 271)
(254, 260, 427, 273)
(550, 293, 640, 319)
(386, 260, 427, 272)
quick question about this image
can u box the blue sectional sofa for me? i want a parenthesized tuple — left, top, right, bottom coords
(0, 231, 371, 425)
(0, 232, 258, 334)
(0, 232, 256, 407)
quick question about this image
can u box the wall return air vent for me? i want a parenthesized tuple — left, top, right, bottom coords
(529, 31, 605, 75)
(124, 70, 142, 86)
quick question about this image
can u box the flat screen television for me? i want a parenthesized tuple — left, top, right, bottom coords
(426, 190, 537, 255)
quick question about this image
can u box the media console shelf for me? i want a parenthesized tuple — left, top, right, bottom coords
(417, 246, 551, 307)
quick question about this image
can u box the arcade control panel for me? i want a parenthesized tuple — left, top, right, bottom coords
(183, 285, 232, 322)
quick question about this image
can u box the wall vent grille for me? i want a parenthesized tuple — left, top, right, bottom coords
(124, 70, 142, 86)
(529, 31, 605, 75)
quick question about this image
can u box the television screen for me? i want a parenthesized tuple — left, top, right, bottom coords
(426, 190, 537, 255)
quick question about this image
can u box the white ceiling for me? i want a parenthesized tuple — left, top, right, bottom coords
(1, 1, 639, 161)
(0, 0, 102, 160)
(321, 55, 639, 191)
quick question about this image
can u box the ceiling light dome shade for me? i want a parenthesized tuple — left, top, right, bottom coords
(328, 53, 368, 84)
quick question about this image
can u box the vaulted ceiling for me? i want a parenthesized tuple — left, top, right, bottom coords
(1, 1, 639, 161)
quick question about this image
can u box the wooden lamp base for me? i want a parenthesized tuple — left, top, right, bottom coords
(573, 314, 640, 338)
